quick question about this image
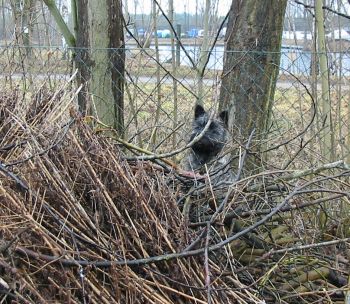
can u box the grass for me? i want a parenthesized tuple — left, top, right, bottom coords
(1, 71, 350, 303)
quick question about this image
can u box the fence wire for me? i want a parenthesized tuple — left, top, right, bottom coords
(1, 44, 349, 167)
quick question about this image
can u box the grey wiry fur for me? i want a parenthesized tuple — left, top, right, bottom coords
(182, 104, 230, 174)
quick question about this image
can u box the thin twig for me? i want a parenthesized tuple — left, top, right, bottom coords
(5, 119, 75, 168)
(90, 112, 216, 163)
(265, 237, 350, 257)
(205, 222, 211, 304)
(293, 0, 350, 20)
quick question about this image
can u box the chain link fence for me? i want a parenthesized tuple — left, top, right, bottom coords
(1, 43, 349, 167)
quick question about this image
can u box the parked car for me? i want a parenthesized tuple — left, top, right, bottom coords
(137, 29, 145, 38)
(187, 28, 199, 38)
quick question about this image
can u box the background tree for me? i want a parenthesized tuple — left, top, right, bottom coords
(315, 0, 333, 161)
(196, 0, 211, 105)
(219, 0, 287, 172)
(9, 0, 36, 55)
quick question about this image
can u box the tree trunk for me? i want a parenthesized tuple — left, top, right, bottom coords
(10, 0, 22, 43)
(43, 0, 76, 47)
(219, 0, 287, 172)
(315, 0, 333, 161)
(75, 0, 125, 134)
(196, 0, 211, 105)
(22, 0, 33, 57)
(169, 0, 178, 155)
(150, 1, 161, 148)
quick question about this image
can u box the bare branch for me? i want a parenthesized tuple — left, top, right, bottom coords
(293, 0, 350, 20)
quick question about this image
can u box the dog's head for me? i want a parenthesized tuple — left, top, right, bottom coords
(189, 104, 228, 160)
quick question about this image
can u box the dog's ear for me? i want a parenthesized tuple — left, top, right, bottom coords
(194, 104, 206, 119)
(219, 110, 228, 127)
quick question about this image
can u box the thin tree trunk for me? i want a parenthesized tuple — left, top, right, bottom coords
(10, 0, 21, 44)
(43, 0, 75, 47)
(310, 17, 318, 165)
(196, 0, 211, 105)
(150, 1, 161, 148)
(169, 0, 178, 154)
(40, 0, 51, 46)
(1, 0, 5, 40)
(22, 0, 31, 56)
(315, 0, 334, 161)
(71, 0, 78, 42)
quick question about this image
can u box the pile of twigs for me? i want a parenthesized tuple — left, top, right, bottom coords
(0, 85, 349, 303)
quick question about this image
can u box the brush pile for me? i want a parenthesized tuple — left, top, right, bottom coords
(0, 86, 349, 303)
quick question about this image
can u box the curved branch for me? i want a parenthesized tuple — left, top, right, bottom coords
(43, 0, 76, 47)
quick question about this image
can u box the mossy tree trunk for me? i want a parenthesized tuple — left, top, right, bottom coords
(219, 0, 287, 173)
(83, 0, 125, 134)
(44, 0, 125, 134)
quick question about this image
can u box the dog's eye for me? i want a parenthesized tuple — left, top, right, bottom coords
(209, 123, 215, 129)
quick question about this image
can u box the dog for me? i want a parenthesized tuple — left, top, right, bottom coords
(182, 104, 231, 180)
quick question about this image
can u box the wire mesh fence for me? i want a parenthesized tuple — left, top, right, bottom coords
(1, 44, 350, 167)
(1, 43, 350, 303)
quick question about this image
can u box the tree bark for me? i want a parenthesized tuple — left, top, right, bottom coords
(45, 0, 125, 133)
(75, 0, 125, 134)
(219, 0, 287, 172)
(107, 0, 125, 134)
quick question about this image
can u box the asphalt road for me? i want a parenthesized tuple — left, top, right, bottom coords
(1, 73, 348, 91)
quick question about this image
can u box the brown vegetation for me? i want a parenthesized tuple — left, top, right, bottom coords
(0, 85, 349, 303)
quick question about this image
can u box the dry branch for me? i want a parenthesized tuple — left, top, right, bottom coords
(0, 85, 349, 303)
